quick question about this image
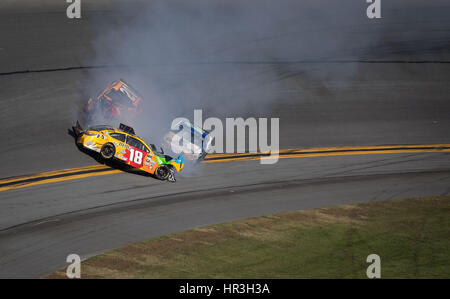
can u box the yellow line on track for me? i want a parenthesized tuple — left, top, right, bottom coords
(0, 144, 449, 192)
(203, 148, 450, 163)
(207, 144, 450, 159)
(0, 164, 110, 184)
(0, 169, 122, 192)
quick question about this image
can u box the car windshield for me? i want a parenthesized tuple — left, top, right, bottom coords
(126, 136, 149, 152)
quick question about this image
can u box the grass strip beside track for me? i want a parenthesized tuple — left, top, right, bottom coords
(48, 195, 450, 278)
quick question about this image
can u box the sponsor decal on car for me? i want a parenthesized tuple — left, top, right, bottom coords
(118, 142, 131, 149)
(84, 140, 99, 151)
(123, 147, 145, 168)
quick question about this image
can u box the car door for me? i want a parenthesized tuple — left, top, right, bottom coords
(124, 136, 147, 169)
(108, 132, 127, 160)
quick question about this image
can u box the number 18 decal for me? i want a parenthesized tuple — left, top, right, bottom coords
(128, 148, 143, 167)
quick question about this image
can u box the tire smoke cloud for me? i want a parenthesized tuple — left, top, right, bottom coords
(80, 0, 450, 151)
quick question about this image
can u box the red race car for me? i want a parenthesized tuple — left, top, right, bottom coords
(84, 79, 143, 123)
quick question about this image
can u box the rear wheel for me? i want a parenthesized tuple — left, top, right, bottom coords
(100, 143, 115, 160)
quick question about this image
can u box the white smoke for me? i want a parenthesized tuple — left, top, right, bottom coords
(79, 0, 450, 148)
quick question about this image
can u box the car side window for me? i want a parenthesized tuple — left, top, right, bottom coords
(127, 136, 146, 151)
(110, 133, 126, 142)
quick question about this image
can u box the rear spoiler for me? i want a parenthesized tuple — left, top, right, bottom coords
(119, 123, 135, 135)
(72, 120, 84, 137)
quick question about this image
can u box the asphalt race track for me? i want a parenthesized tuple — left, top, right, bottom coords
(1, 1, 450, 278)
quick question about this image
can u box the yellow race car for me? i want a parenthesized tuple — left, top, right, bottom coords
(72, 122, 183, 182)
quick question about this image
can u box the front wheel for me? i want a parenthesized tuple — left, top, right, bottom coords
(100, 143, 115, 160)
(155, 166, 176, 182)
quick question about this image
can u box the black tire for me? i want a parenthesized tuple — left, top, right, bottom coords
(100, 143, 115, 160)
(155, 165, 176, 182)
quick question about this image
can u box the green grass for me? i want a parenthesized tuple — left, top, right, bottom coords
(48, 195, 450, 278)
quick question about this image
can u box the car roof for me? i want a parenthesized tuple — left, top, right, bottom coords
(111, 128, 146, 142)
(88, 125, 115, 131)
(88, 126, 150, 148)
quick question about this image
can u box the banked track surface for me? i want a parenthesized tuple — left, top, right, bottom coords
(0, 0, 450, 277)
(1, 144, 450, 192)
